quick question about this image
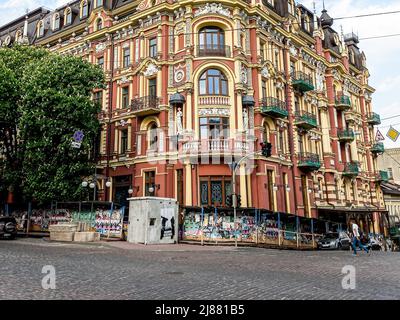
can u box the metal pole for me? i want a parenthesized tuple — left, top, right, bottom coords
(311, 218, 315, 249)
(232, 162, 238, 248)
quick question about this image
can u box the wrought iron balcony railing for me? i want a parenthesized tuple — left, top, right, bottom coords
(291, 71, 314, 92)
(378, 170, 390, 182)
(337, 129, 355, 142)
(294, 111, 318, 130)
(130, 96, 161, 116)
(371, 142, 385, 155)
(298, 152, 321, 171)
(342, 162, 359, 177)
(367, 112, 381, 126)
(335, 93, 351, 111)
(260, 97, 288, 118)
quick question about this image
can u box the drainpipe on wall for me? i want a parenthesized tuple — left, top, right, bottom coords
(105, 34, 115, 202)
(282, 38, 299, 216)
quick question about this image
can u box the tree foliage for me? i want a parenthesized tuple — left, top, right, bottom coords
(0, 46, 105, 204)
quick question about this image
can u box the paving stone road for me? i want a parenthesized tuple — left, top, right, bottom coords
(1, 238, 399, 300)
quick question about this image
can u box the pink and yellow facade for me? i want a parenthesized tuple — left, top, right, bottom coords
(0, 0, 388, 234)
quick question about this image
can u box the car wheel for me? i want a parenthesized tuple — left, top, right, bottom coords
(338, 242, 342, 250)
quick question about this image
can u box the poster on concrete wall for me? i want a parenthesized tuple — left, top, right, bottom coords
(160, 207, 175, 240)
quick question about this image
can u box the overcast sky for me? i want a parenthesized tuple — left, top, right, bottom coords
(1, 0, 399, 147)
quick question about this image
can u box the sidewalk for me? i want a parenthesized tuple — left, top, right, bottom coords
(103, 240, 238, 252)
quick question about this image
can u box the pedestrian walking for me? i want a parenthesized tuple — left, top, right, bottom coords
(350, 220, 370, 256)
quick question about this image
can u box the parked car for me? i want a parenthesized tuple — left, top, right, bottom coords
(0, 216, 17, 240)
(317, 232, 351, 250)
(368, 237, 382, 251)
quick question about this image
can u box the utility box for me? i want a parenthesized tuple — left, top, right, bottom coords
(127, 197, 178, 245)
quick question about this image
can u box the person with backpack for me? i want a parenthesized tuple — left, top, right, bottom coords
(350, 220, 370, 256)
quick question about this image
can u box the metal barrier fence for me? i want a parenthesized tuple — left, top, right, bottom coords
(6, 201, 125, 239)
(182, 209, 342, 249)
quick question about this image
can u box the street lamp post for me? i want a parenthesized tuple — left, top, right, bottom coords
(229, 151, 261, 248)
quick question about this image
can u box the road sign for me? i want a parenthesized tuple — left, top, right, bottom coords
(387, 127, 400, 142)
(72, 130, 84, 149)
(71, 142, 82, 149)
(375, 130, 385, 142)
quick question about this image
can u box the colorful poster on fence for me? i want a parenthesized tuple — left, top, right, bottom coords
(94, 207, 124, 238)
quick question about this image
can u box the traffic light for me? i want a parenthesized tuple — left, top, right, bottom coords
(226, 194, 232, 207)
(237, 195, 242, 208)
(260, 142, 272, 157)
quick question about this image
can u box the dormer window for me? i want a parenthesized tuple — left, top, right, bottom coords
(288, 1, 294, 15)
(37, 20, 45, 38)
(53, 13, 60, 30)
(15, 30, 22, 43)
(64, 8, 72, 26)
(96, 18, 103, 31)
(81, 1, 89, 19)
(304, 16, 310, 33)
(96, 0, 103, 8)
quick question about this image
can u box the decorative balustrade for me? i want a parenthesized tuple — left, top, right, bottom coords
(183, 139, 250, 154)
(199, 95, 230, 106)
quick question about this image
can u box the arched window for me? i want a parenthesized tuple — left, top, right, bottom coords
(263, 123, 270, 143)
(199, 69, 228, 96)
(81, 1, 88, 18)
(96, 19, 103, 31)
(96, 0, 103, 8)
(64, 8, 72, 25)
(37, 21, 45, 38)
(53, 13, 60, 30)
(199, 26, 225, 56)
(148, 123, 159, 151)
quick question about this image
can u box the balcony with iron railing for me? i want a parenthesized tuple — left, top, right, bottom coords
(260, 97, 288, 119)
(342, 162, 359, 177)
(298, 152, 321, 171)
(337, 128, 355, 142)
(130, 96, 161, 116)
(335, 93, 351, 111)
(196, 45, 231, 58)
(182, 139, 249, 154)
(377, 170, 390, 182)
(367, 112, 381, 126)
(371, 142, 385, 155)
(294, 111, 318, 130)
(291, 71, 314, 92)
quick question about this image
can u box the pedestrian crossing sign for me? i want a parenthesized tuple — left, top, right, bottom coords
(375, 130, 385, 142)
(387, 127, 400, 142)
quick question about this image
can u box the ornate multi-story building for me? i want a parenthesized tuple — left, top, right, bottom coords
(0, 0, 388, 234)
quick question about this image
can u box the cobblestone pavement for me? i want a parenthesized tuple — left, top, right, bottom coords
(1, 238, 399, 300)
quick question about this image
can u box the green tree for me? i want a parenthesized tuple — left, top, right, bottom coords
(0, 46, 105, 204)
(0, 46, 48, 199)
